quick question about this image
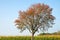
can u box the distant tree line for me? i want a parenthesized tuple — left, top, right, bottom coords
(38, 31, 60, 35)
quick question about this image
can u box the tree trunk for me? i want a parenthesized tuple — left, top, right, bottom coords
(31, 32, 34, 40)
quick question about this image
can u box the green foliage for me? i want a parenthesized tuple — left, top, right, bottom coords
(38, 31, 60, 35)
(0, 36, 60, 40)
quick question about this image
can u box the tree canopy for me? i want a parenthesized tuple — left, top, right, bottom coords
(15, 3, 55, 40)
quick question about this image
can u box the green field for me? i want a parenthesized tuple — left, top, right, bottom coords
(0, 35, 60, 40)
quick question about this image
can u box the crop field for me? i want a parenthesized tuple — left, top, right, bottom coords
(0, 35, 60, 40)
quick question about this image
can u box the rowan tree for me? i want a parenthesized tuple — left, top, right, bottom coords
(15, 3, 55, 40)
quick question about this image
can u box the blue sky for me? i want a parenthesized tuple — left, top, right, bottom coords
(0, 0, 60, 36)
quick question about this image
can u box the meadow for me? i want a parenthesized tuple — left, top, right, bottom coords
(0, 35, 60, 40)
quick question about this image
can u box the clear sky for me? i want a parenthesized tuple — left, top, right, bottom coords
(0, 0, 60, 36)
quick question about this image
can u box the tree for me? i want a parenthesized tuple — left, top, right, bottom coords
(15, 3, 55, 40)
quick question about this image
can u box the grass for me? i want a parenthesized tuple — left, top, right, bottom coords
(0, 35, 60, 40)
